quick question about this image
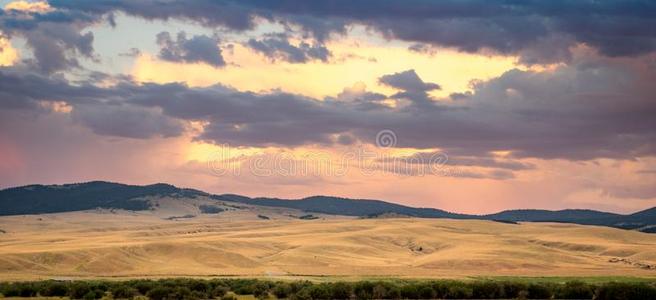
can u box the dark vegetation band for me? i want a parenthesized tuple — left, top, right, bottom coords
(1, 278, 656, 300)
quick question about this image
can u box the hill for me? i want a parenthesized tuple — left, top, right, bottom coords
(0, 181, 205, 216)
(214, 195, 470, 219)
(1, 181, 655, 232)
(483, 209, 622, 222)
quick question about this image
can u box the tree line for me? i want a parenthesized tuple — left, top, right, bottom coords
(1, 278, 655, 299)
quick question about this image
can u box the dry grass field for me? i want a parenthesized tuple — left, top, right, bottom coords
(1, 199, 656, 281)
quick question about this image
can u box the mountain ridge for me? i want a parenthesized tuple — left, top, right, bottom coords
(1, 181, 655, 232)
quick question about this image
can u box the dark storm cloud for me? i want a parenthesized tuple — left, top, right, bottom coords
(379, 70, 440, 92)
(1, 52, 656, 160)
(0, 6, 99, 73)
(22, 23, 95, 73)
(156, 31, 225, 67)
(246, 34, 330, 63)
(49, 0, 257, 31)
(1, 12, 100, 76)
(0, 69, 182, 138)
(47, 0, 656, 63)
(379, 70, 440, 109)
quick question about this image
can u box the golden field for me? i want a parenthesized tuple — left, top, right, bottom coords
(0, 198, 655, 281)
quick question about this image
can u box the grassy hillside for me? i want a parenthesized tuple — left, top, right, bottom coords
(217, 195, 469, 219)
(0, 181, 205, 216)
(1, 181, 655, 232)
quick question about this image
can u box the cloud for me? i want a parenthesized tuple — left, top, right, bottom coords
(246, 33, 330, 63)
(4, 1, 52, 13)
(49, 0, 257, 31)
(378, 69, 440, 108)
(375, 151, 533, 179)
(0, 69, 183, 138)
(156, 31, 225, 67)
(1, 51, 656, 160)
(379, 69, 440, 92)
(21, 23, 95, 73)
(408, 43, 438, 56)
(331, 82, 388, 111)
(0, 4, 99, 73)
(71, 103, 184, 139)
(119, 47, 140, 57)
(46, 0, 656, 63)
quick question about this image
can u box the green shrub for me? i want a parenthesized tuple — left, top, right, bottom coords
(289, 280, 312, 294)
(188, 280, 209, 293)
(191, 290, 208, 299)
(69, 282, 92, 299)
(111, 285, 139, 299)
(1, 285, 20, 297)
(290, 287, 312, 300)
(252, 281, 270, 299)
(353, 281, 375, 299)
(500, 281, 527, 299)
(385, 285, 401, 299)
(527, 283, 553, 299)
(305, 284, 333, 300)
(445, 284, 473, 299)
(400, 283, 419, 299)
(83, 290, 102, 300)
(132, 280, 156, 295)
(556, 281, 594, 299)
(231, 279, 260, 295)
(41, 282, 69, 297)
(472, 281, 505, 299)
(272, 282, 292, 299)
(330, 282, 352, 299)
(212, 285, 230, 298)
(146, 286, 174, 300)
(417, 284, 437, 299)
(595, 282, 656, 300)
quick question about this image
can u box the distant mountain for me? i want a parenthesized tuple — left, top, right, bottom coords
(482, 209, 621, 222)
(0, 181, 205, 216)
(213, 195, 470, 219)
(1, 181, 655, 233)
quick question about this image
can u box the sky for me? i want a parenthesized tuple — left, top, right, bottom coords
(1, 0, 656, 214)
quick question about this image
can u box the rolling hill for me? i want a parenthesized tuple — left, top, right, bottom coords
(2, 214, 656, 280)
(1, 181, 655, 232)
(0, 181, 206, 215)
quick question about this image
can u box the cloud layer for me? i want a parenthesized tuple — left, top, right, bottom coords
(45, 0, 656, 63)
(156, 31, 225, 67)
(2, 49, 655, 161)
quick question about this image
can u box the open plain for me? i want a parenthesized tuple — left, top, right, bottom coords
(1, 202, 655, 281)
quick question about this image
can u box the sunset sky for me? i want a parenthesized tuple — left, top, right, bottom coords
(1, 1, 656, 214)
